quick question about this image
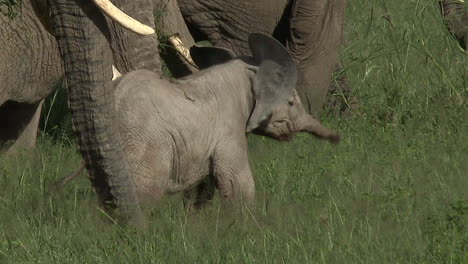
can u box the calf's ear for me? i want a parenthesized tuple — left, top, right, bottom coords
(246, 33, 298, 132)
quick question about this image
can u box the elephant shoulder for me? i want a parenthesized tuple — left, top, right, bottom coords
(114, 69, 181, 113)
(117, 69, 161, 85)
(115, 69, 164, 94)
(114, 70, 159, 106)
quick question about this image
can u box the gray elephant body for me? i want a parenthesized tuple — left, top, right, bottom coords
(115, 64, 254, 203)
(113, 35, 339, 208)
(0, 0, 62, 104)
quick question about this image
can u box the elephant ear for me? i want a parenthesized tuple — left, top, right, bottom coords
(246, 33, 298, 132)
(190, 46, 236, 69)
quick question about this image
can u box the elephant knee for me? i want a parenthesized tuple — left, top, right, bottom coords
(217, 178, 235, 200)
(236, 175, 255, 204)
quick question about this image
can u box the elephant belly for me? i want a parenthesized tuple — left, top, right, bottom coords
(114, 69, 217, 202)
(123, 126, 212, 203)
(166, 159, 211, 194)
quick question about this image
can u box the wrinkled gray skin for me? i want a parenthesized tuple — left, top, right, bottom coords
(48, 0, 192, 227)
(1, 0, 195, 226)
(439, 0, 467, 50)
(0, 0, 193, 154)
(0, 0, 62, 153)
(113, 34, 339, 211)
(179, 0, 356, 115)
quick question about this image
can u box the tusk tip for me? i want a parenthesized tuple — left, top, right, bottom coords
(93, 0, 155, 36)
(139, 26, 155, 36)
(132, 25, 155, 35)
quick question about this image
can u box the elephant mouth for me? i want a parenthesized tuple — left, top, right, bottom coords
(278, 130, 294, 141)
(276, 120, 294, 141)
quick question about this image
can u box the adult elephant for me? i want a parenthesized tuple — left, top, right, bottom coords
(0, 0, 194, 154)
(178, 0, 355, 115)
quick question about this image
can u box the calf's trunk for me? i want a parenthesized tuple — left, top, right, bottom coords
(297, 115, 340, 143)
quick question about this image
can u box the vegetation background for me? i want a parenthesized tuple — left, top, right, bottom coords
(1, 0, 466, 263)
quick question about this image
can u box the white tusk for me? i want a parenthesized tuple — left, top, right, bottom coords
(168, 35, 199, 69)
(112, 65, 121, 80)
(93, 0, 155, 36)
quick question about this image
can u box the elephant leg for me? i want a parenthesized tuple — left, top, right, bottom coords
(215, 170, 255, 207)
(183, 176, 216, 212)
(326, 62, 359, 116)
(0, 100, 44, 154)
(287, 0, 347, 114)
(212, 141, 255, 206)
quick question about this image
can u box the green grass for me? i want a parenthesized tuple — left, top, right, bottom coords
(1, 0, 467, 263)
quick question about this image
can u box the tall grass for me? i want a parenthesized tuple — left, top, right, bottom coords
(1, 0, 466, 263)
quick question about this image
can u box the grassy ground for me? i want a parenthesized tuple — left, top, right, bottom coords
(1, 0, 467, 263)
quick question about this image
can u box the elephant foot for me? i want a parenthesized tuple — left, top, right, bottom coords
(326, 64, 359, 117)
(326, 89, 359, 117)
(0, 100, 44, 155)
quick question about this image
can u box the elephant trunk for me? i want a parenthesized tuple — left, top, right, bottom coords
(297, 114, 340, 144)
(50, 0, 145, 227)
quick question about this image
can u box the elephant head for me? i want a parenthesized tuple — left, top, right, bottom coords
(191, 33, 340, 144)
(252, 90, 340, 143)
(49, 0, 164, 227)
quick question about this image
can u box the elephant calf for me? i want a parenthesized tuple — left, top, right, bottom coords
(113, 33, 339, 209)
